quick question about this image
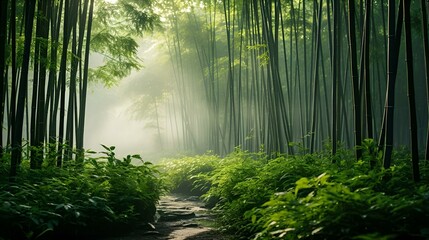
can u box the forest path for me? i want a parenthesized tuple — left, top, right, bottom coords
(107, 194, 230, 240)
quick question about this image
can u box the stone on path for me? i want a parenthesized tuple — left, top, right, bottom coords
(104, 194, 230, 240)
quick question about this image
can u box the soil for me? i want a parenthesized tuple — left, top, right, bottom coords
(105, 194, 231, 240)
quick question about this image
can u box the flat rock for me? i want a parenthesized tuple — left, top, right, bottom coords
(182, 223, 199, 228)
(160, 212, 196, 221)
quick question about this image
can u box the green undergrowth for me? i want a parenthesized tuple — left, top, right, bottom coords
(0, 145, 164, 240)
(160, 142, 429, 240)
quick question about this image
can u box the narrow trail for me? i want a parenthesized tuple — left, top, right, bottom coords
(107, 194, 230, 240)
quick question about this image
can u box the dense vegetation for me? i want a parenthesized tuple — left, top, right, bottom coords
(0, 145, 164, 239)
(152, 0, 429, 169)
(161, 143, 429, 240)
(1, 0, 429, 239)
(0, 0, 158, 174)
(0, 1, 164, 237)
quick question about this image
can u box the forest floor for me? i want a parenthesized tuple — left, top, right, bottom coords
(105, 194, 231, 240)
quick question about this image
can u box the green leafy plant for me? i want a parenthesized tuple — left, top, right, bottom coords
(160, 154, 220, 195)
(252, 173, 429, 240)
(0, 145, 165, 240)
(161, 146, 429, 240)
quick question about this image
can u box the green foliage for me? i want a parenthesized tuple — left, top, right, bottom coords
(160, 154, 220, 195)
(90, 0, 160, 86)
(252, 172, 429, 240)
(203, 152, 328, 235)
(162, 145, 429, 239)
(0, 146, 164, 240)
(161, 149, 327, 235)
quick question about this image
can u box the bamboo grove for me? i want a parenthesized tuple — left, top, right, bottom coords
(0, 0, 158, 176)
(155, 0, 429, 181)
(1, 0, 429, 181)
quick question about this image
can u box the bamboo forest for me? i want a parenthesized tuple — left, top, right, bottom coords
(1, 0, 429, 239)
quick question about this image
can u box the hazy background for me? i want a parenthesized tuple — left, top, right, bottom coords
(85, 37, 172, 161)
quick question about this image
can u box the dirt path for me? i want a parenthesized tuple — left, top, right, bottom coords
(106, 194, 231, 240)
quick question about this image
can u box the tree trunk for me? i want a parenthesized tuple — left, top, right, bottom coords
(77, 0, 95, 163)
(65, 0, 79, 161)
(347, 0, 362, 160)
(403, 0, 420, 182)
(363, 0, 373, 140)
(421, 0, 429, 162)
(0, 0, 8, 158)
(332, 0, 340, 155)
(30, 0, 50, 169)
(57, 0, 73, 167)
(310, 0, 322, 153)
(47, 0, 63, 161)
(11, 0, 36, 177)
(8, 0, 17, 150)
(382, 0, 403, 169)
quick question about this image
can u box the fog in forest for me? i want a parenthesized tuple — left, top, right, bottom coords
(3, 2, 429, 239)
(77, 0, 429, 161)
(85, 38, 176, 160)
(2, 0, 429, 168)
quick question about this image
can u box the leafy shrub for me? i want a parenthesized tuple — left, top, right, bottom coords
(161, 150, 330, 235)
(0, 145, 164, 240)
(160, 154, 220, 195)
(161, 144, 429, 240)
(204, 152, 330, 235)
(252, 173, 429, 240)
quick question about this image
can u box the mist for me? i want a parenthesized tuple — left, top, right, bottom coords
(85, 38, 175, 161)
